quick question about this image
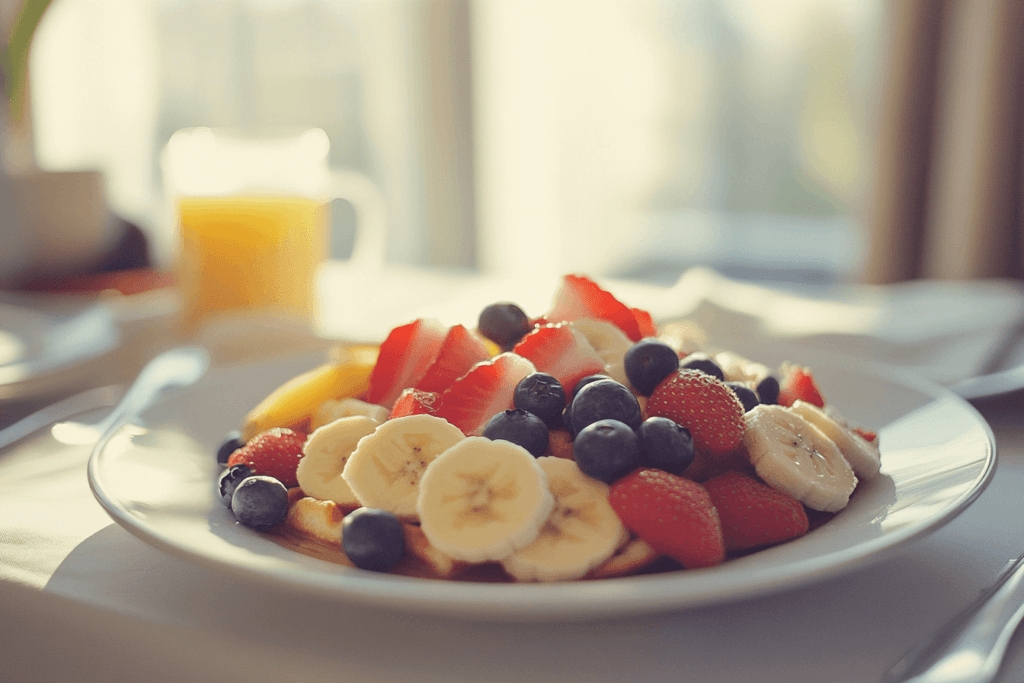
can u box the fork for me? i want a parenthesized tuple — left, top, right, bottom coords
(0, 383, 124, 450)
(882, 552, 1024, 683)
(0, 345, 210, 451)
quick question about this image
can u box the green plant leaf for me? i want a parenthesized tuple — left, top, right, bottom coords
(3, 0, 55, 123)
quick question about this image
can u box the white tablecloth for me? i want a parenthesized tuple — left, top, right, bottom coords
(4, 265, 1024, 682)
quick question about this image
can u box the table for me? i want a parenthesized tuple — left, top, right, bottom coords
(3, 267, 1024, 682)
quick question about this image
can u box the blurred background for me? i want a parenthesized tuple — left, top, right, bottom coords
(3, 0, 1022, 288)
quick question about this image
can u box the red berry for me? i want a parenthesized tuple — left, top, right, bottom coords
(609, 468, 724, 569)
(434, 352, 536, 436)
(854, 427, 877, 443)
(704, 471, 809, 551)
(545, 274, 644, 341)
(777, 365, 826, 408)
(365, 318, 447, 409)
(414, 324, 491, 394)
(631, 307, 658, 339)
(645, 369, 745, 457)
(226, 428, 306, 488)
(512, 323, 605, 394)
(389, 388, 440, 419)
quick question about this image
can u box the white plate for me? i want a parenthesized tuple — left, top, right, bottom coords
(88, 347, 995, 621)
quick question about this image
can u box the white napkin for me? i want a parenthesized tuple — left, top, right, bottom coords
(643, 268, 1024, 386)
(316, 263, 1024, 387)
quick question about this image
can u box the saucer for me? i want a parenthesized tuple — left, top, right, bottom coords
(0, 299, 120, 402)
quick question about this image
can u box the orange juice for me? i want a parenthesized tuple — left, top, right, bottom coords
(176, 195, 327, 334)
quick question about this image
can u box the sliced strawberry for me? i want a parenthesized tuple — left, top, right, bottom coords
(704, 471, 809, 551)
(545, 274, 643, 341)
(226, 427, 306, 488)
(631, 307, 658, 338)
(854, 427, 877, 443)
(388, 388, 440, 419)
(414, 324, 491, 394)
(777, 365, 826, 408)
(646, 369, 746, 457)
(609, 468, 724, 569)
(364, 318, 447, 409)
(434, 352, 536, 436)
(512, 323, 605, 395)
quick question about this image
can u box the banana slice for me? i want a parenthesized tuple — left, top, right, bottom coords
(297, 416, 379, 506)
(743, 404, 857, 513)
(501, 457, 627, 582)
(714, 351, 772, 386)
(657, 320, 707, 356)
(342, 414, 465, 520)
(311, 397, 388, 431)
(571, 318, 633, 387)
(416, 437, 555, 563)
(790, 400, 881, 480)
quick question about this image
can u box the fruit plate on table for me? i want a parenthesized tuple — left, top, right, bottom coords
(88, 341, 995, 622)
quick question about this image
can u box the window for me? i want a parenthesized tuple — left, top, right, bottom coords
(25, 0, 881, 285)
(473, 0, 881, 284)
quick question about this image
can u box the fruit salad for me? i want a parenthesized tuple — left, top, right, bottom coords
(216, 274, 881, 582)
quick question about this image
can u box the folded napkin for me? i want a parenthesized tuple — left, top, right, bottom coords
(641, 268, 1024, 386)
(317, 264, 1024, 388)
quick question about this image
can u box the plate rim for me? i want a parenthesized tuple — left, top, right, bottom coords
(87, 347, 997, 621)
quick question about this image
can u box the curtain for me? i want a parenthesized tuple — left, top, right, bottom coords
(863, 0, 1024, 283)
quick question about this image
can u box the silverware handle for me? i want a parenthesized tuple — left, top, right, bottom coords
(884, 553, 1024, 683)
(0, 384, 123, 450)
(94, 345, 210, 443)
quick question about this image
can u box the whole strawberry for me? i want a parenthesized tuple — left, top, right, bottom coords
(608, 468, 724, 569)
(704, 471, 809, 551)
(645, 369, 745, 457)
(226, 427, 306, 488)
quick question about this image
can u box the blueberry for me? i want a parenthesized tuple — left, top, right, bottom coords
(726, 381, 760, 412)
(342, 507, 406, 572)
(756, 375, 780, 405)
(478, 302, 532, 350)
(218, 464, 253, 507)
(638, 417, 694, 475)
(571, 374, 609, 400)
(562, 402, 577, 437)
(230, 475, 289, 529)
(513, 373, 566, 427)
(482, 409, 549, 457)
(563, 374, 610, 436)
(216, 430, 246, 464)
(573, 419, 641, 484)
(624, 339, 680, 395)
(680, 352, 724, 381)
(570, 379, 642, 433)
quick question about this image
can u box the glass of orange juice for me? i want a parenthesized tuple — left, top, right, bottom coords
(164, 128, 384, 336)
(176, 194, 326, 334)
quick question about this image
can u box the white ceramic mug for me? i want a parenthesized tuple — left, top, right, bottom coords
(0, 169, 117, 285)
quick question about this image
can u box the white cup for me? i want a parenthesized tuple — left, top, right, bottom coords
(0, 169, 117, 285)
